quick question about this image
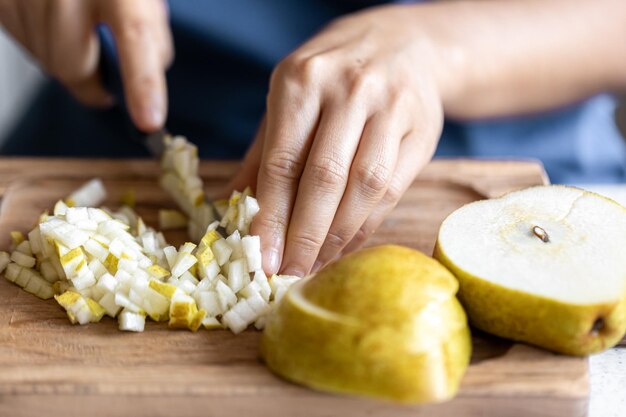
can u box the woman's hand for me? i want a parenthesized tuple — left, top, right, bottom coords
(0, 0, 172, 131)
(227, 5, 445, 276)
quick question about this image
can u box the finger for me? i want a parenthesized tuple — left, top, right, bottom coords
(100, 0, 168, 131)
(342, 131, 434, 255)
(65, 76, 116, 107)
(312, 111, 405, 271)
(0, 0, 28, 46)
(250, 73, 321, 275)
(279, 101, 367, 276)
(13, 0, 48, 60)
(48, 0, 113, 107)
(221, 115, 267, 198)
(154, 0, 174, 68)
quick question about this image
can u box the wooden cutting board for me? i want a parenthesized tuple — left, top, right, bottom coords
(0, 158, 593, 417)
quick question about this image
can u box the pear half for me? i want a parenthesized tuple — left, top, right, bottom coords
(434, 185, 626, 356)
(261, 245, 471, 403)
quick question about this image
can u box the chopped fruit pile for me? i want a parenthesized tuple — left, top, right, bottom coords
(0, 136, 301, 333)
(159, 136, 217, 241)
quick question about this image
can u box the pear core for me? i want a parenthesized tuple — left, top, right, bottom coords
(435, 185, 626, 355)
(261, 245, 471, 403)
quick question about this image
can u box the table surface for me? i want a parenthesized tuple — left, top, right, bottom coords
(0, 158, 622, 417)
(0, 158, 593, 417)
(575, 185, 626, 417)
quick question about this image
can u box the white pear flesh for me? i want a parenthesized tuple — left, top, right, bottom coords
(434, 185, 626, 355)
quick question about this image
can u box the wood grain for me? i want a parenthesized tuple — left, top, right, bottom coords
(0, 158, 592, 417)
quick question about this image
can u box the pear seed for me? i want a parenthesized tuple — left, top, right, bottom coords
(531, 226, 549, 243)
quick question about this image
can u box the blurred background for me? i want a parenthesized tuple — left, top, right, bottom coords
(0, 30, 43, 145)
(1, 27, 626, 181)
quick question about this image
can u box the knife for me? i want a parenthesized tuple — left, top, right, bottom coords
(97, 26, 224, 226)
(98, 26, 167, 158)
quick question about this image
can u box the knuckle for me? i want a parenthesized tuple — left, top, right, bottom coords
(351, 226, 370, 246)
(324, 229, 352, 251)
(132, 73, 160, 89)
(353, 161, 391, 198)
(117, 16, 151, 43)
(343, 226, 370, 255)
(275, 53, 327, 87)
(254, 213, 287, 232)
(308, 156, 345, 189)
(263, 150, 304, 184)
(382, 180, 404, 206)
(387, 88, 413, 111)
(291, 231, 325, 254)
(298, 54, 327, 83)
(346, 67, 382, 98)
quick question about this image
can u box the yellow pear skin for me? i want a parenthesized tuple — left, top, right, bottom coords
(435, 243, 626, 356)
(261, 245, 471, 403)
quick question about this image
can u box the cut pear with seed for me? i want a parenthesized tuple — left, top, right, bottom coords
(261, 245, 471, 404)
(434, 185, 626, 355)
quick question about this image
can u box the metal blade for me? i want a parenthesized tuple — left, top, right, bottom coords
(144, 129, 168, 158)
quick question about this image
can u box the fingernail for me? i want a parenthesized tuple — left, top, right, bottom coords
(281, 265, 305, 278)
(266, 248, 280, 275)
(139, 90, 166, 130)
(143, 104, 164, 129)
(312, 260, 323, 273)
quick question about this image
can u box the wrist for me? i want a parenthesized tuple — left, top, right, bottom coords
(394, 3, 471, 118)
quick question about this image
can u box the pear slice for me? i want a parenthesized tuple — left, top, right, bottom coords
(261, 245, 471, 404)
(434, 185, 626, 356)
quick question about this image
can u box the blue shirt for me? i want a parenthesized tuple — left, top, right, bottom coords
(3, 0, 625, 184)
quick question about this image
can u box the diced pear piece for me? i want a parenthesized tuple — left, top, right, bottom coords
(241, 235, 262, 272)
(9, 231, 25, 248)
(168, 292, 205, 331)
(197, 291, 222, 317)
(171, 253, 197, 278)
(211, 239, 232, 266)
(66, 178, 106, 207)
(201, 316, 223, 330)
(4, 263, 22, 283)
(158, 209, 188, 230)
(149, 280, 179, 299)
(147, 264, 170, 279)
(14, 240, 32, 256)
(99, 292, 122, 318)
(10, 251, 36, 268)
(0, 252, 11, 274)
(55, 291, 105, 324)
(118, 309, 146, 332)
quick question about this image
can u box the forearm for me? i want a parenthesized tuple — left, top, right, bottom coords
(410, 0, 626, 119)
